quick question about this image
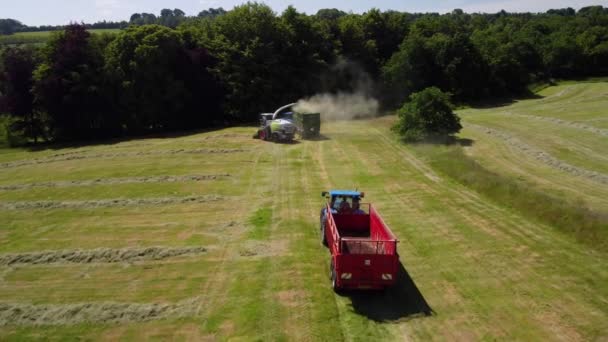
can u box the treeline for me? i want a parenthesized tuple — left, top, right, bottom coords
(128, 8, 226, 27)
(1, 3, 608, 144)
(0, 7, 227, 35)
(0, 19, 129, 34)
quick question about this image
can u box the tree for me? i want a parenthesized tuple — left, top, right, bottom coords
(315, 9, 347, 21)
(33, 24, 114, 141)
(382, 34, 437, 107)
(0, 19, 24, 35)
(200, 3, 287, 120)
(337, 14, 379, 77)
(0, 47, 43, 141)
(393, 87, 461, 142)
(278, 6, 333, 98)
(105, 25, 222, 132)
(198, 8, 226, 18)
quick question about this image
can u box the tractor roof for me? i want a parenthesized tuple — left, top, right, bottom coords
(329, 190, 361, 197)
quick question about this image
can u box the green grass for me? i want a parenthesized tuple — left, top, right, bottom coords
(0, 84, 607, 340)
(0, 29, 121, 46)
(412, 143, 608, 250)
(248, 207, 273, 240)
(457, 81, 608, 213)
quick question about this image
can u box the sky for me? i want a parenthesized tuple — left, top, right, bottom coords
(3, 0, 607, 26)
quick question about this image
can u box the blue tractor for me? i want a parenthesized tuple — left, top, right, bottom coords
(319, 190, 365, 245)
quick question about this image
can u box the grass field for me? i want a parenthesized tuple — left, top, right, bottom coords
(0, 29, 121, 46)
(458, 81, 608, 212)
(0, 81, 606, 340)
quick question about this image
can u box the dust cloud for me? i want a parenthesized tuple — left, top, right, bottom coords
(294, 92, 379, 121)
(294, 58, 379, 121)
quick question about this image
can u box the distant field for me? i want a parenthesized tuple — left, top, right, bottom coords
(0, 29, 121, 46)
(0, 82, 606, 340)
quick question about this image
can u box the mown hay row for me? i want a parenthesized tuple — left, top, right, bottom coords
(0, 195, 222, 210)
(0, 297, 201, 326)
(0, 246, 207, 266)
(505, 112, 608, 137)
(0, 174, 230, 191)
(468, 123, 608, 184)
(0, 148, 247, 169)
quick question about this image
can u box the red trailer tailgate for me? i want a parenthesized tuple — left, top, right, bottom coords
(325, 202, 399, 290)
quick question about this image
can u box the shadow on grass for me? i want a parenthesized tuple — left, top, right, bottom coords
(301, 134, 331, 141)
(411, 136, 474, 147)
(468, 92, 544, 109)
(339, 263, 434, 322)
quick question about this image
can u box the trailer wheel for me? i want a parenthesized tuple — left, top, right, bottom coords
(330, 259, 338, 291)
(320, 218, 328, 246)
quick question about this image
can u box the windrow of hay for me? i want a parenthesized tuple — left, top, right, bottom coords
(468, 123, 608, 184)
(0, 174, 230, 191)
(504, 112, 608, 137)
(0, 148, 247, 169)
(0, 246, 207, 266)
(0, 195, 222, 210)
(0, 296, 201, 326)
(201, 133, 245, 140)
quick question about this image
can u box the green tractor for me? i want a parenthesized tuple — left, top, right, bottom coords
(254, 103, 320, 142)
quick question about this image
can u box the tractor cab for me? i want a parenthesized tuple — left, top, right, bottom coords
(322, 190, 365, 215)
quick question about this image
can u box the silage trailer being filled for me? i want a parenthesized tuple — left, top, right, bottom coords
(320, 190, 399, 291)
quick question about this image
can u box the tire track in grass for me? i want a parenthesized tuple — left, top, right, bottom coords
(320, 125, 395, 341)
(323, 139, 355, 341)
(197, 144, 265, 333)
(250, 141, 300, 339)
(0, 174, 230, 191)
(299, 140, 347, 340)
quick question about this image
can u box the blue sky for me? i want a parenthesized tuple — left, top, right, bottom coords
(4, 0, 607, 26)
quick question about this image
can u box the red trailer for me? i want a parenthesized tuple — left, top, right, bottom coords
(320, 190, 399, 291)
